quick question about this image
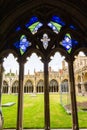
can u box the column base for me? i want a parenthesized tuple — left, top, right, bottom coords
(16, 127, 23, 130)
(72, 125, 79, 130)
(45, 126, 50, 130)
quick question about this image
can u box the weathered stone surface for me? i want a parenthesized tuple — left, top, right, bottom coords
(0, 110, 3, 130)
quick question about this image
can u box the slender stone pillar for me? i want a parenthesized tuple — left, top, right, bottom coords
(0, 63, 3, 107)
(0, 62, 4, 129)
(68, 61, 79, 130)
(44, 60, 50, 130)
(16, 59, 24, 130)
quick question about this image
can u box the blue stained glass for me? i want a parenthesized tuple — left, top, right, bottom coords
(14, 35, 31, 55)
(48, 22, 62, 34)
(69, 25, 76, 30)
(25, 16, 38, 28)
(28, 22, 43, 34)
(25, 16, 43, 34)
(60, 33, 78, 53)
(62, 34, 72, 53)
(15, 26, 21, 32)
(52, 15, 65, 26)
(48, 15, 65, 34)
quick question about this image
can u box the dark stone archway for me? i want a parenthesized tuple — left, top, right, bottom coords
(61, 79, 68, 93)
(2, 80, 9, 93)
(37, 80, 44, 93)
(12, 80, 19, 93)
(0, 1, 87, 130)
(49, 79, 58, 92)
(24, 80, 33, 93)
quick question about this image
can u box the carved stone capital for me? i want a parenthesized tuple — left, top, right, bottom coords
(17, 57, 27, 64)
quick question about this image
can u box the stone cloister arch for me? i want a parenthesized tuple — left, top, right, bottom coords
(24, 80, 33, 93)
(76, 72, 87, 95)
(61, 79, 68, 93)
(49, 79, 58, 92)
(2, 80, 9, 93)
(0, 1, 87, 130)
(37, 79, 44, 93)
(12, 80, 19, 93)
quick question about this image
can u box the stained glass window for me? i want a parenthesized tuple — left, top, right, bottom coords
(48, 15, 65, 34)
(60, 33, 78, 54)
(69, 25, 76, 30)
(14, 35, 31, 55)
(41, 33, 50, 49)
(15, 26, 21, 32)
(51, 16, 65, 26)
(25, 16, 43, 34)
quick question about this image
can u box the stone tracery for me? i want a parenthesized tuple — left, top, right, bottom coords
(0, 1, 87, 130)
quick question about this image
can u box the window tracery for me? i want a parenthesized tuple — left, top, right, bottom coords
(14, 15, 78, 55)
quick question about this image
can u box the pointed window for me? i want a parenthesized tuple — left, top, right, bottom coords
(14, 35, 31, 55)
(25, 16, 43, 34)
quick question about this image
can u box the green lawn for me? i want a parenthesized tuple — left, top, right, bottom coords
(1, 94, 87, 128)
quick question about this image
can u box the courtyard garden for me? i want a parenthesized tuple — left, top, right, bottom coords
(1, 94, 87, 128)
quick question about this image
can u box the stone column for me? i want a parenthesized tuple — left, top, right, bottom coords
(0, 63, 3, 107)
(68, 61, 79, 130)
(44, 60, 50, 130)
(16, 58, 25, 130)
(0, 61, 4, 130)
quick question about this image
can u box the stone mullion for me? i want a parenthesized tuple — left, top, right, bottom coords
(0, 63, 4, 108)
(16, 60, 24, 130)
(68, 61, 79, 130)
(0, 62, 4, 130)
(44, 60, 50, 130)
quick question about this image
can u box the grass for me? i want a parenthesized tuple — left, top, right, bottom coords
(1, 93, 87, 128)
(23, 94, 44, 128)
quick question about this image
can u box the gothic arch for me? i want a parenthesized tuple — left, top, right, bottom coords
(24, 80, 33, 93)
(61, 79, 68, 93)
(0, 1, 87, 130)
(12, 80, 19, 93)
(2, 80, 9, 93)
(37, 80, 44, 93)
(49, 79, 58, 92)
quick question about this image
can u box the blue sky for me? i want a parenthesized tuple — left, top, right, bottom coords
(3, 52, 65, 75)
